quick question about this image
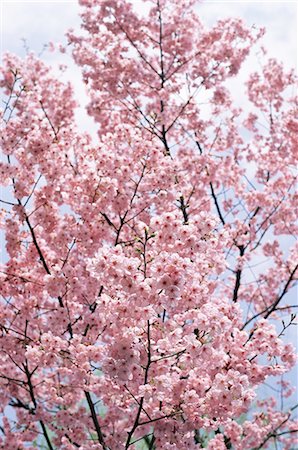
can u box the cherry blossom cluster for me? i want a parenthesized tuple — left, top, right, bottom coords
(0, 0, 297, 448)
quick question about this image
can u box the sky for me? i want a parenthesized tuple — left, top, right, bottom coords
(0, 0, 297, 414)
(1, 1, 296, 63)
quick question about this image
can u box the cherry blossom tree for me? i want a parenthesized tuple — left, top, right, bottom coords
(0, 0, 297, 448)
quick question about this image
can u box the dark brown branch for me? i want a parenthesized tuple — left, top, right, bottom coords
(151, 349, 186, 363)
(177, 195, 189, 224)
(252, 412, 296, 450)
(124, 385, 151, 421)
(232, 245, 245, 303)
(278, 313, 296, 338)
(165, 65, 220, 135)
(130, 433, 154, 446)
(82, 286, 104, 337)
(209, 182, 225, 226)
(157, 0, 165, 85)
(39, 101, 59, 140)
(129, 161, 147, 207)
(113, 16, 160, 78)
(242, 263, 298, 330)
(23, 174, 43, 208)
(84, 391, 108, 449)
(23, 363, 54, 450)
(0, 198, 17, 206)
(64, 433, 81, 448)
(263, 263, 298, 319)
(161, 122, 171, 156)
(125, 320, 152, 448)
(20, 202, 51, 276)
(10, 398, 34, 413)
(39, 421, 55, 450)
(195, 140, 226, 226)
(156, 0, 171, 157)
(145, 434, 155, 449)
(61, 239, 76, 270)
(138, 411, 181, 427)
(115, 213, 127, 246)
(100, 212, 116, 229)
(251, 181, 296, 251)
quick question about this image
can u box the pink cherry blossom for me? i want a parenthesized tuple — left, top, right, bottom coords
(0, 0, 297, 448)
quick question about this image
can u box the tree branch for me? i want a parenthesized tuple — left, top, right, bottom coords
(232, 245, 245, 303)
(125, 320, 152, 448)
(242, 263, 298, 330)
(84, 391, 108, 449)
(23, 363, 54, 450)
